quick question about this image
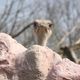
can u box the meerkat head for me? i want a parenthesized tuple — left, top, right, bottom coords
(33, 19, 53, 46)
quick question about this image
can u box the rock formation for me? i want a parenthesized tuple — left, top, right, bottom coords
(0, 33, 27, 80)
(47, 58, 80, 80)
(0, 32, 62, 80)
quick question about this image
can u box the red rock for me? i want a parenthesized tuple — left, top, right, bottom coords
(18, 45, 62, 80)
(1, 32, 80, 80)
(0, 33, 62, 80)
(47, 58, 80, 80)
(0, 33, 27, 80)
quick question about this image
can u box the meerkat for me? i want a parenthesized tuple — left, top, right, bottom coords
(32, 19, 80, 64)
(60, 39, 80, 63)
(33, 19, 53, 46)
(32, 19, 80, 63)
(60, 46, 78, 63)
(60, 42, 80, 63)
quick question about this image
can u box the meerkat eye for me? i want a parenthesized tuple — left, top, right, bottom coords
(33, 22, 38, 29)
(49, 23, 52, 28)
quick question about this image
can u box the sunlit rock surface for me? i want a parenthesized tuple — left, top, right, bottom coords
(0, 33, 80, 80)
(18, 45, 62, 80)
(47, 58, 80, 80)
(0, 33, 27, 80)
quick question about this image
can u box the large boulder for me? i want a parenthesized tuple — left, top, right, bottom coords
(0, 33, 62, 80)
(47, 58, 80, 80)
(17, 45, 62, 80)
(1, 33, 80, 80)
(0, 33, 27, 80)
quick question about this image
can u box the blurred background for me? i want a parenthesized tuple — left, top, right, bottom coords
(0, 0, 80, 57)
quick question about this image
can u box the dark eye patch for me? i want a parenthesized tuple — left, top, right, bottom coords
(33, 22, 38, 29)
(49, 23, 53, 28)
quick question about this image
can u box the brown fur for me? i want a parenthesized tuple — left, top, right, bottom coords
(33, 19, 53, 46)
